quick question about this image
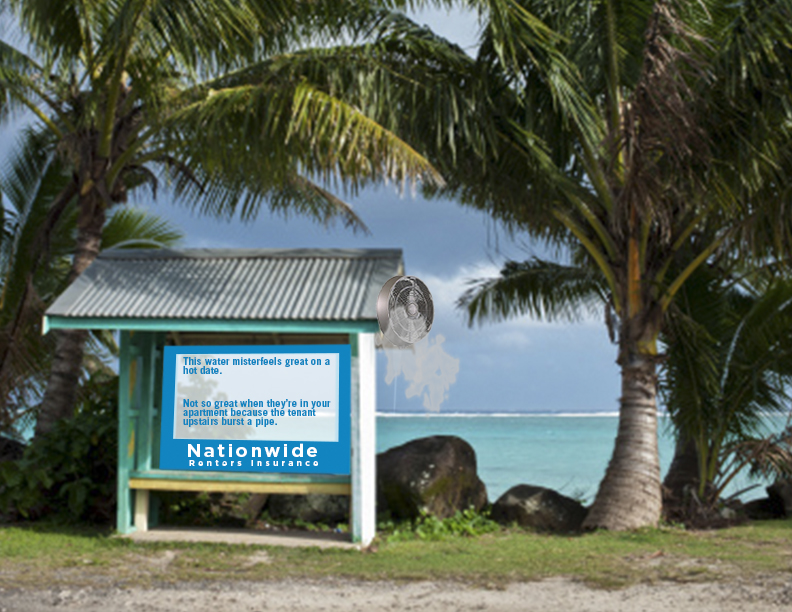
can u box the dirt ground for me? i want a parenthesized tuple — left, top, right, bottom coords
(3, 576, 792, 612)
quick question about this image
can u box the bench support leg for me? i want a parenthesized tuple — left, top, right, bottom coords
(134, 490, 150, 532)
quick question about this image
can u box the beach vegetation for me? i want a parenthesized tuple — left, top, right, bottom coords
(456, 251, 792, 525)
(0, 370, 118, 523)
(0, 168, 180, 518)
(0, 0, 442, 440)
(378, 507, 501, 541)
(443, 0, 792, 530)
(0, 369, 118, 522)
(2, 0, 791, 536)
(0, 128, 182, 438)
(661, 267, 792, 520)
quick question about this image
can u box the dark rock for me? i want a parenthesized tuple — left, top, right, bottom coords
(266, 493, 349, 524)
(767, 480, 792, 516)
(491, 485, 587, 533)
(743, 496, 785, 520)
(0, 437, 25, 462)
(376, 435, 487, 520)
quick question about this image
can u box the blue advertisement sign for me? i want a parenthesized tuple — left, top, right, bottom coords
(159, 345, 351, 475)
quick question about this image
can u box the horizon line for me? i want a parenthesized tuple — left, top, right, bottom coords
(374, 411, 672, 418)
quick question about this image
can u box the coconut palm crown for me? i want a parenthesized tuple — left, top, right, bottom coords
(452, 0, 792, 529)
(0, 0, 450, 436)
(0, 126, 183, 437)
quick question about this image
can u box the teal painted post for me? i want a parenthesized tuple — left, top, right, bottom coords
(149, 333, 165, 528)
(152, 332, 165, 469)
(135, 333, 155, 472)
(116, 331, 134, 534)
(349, 334, 360, 543)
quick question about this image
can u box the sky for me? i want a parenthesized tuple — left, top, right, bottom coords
(1, 7, 622, 415)
(143, 185, 621, 415)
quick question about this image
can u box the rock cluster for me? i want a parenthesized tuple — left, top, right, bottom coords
(253, 435, 588, 533)
(743, 480, 792, 520)
(376, 435, 488, 520)
(491, 485, 587, 532)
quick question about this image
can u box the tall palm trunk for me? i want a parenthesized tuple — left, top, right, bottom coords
(583, 328, 663, 530)
(34, 190, 105, 437)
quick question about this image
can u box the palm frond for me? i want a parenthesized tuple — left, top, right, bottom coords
(4, 0, 85, 66)
(662, 262, 792, 500)
(459, 256, 608, 325)
(101, 208, 183, 250)
(0, 126, 75, 434)
(150, 27, 487, 226)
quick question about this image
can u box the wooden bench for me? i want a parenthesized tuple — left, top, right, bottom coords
(128, 470, 351, 531)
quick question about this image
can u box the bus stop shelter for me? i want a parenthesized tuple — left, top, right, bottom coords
(43, 248, 403, 546)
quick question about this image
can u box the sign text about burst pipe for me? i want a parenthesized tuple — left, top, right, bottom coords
(173, 352, 340, 443)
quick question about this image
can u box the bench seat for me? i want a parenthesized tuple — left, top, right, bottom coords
(127, 470, 351, 531)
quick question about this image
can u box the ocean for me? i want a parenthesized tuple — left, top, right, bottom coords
(376, 413, 784, 504)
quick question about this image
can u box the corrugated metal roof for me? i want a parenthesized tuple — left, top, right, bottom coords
(46, 249, 403, 321)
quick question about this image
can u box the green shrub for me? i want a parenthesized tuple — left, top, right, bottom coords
(0, 373, 118, 523)
(379, 507, 501, 542)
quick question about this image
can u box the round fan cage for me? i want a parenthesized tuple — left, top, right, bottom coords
(377, 276, 433, 347)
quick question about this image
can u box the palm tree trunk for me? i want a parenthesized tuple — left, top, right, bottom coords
(583, 347, 663, 530)
(34, 192, 105, 438)
(663, 436, 699, 502)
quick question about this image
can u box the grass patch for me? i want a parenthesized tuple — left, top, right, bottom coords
(1, 520, 792, 589)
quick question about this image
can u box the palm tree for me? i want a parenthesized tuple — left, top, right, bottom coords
(0, 126, 182, 438)
(460, 254, 792, 521)
(662, 267, 792, 512)
(0, 0, 444, 436)
(446, 0, 792, 528)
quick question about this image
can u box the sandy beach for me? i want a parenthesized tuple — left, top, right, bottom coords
(3, 576, 792, 612)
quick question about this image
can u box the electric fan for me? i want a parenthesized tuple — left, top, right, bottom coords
(377, 276, 434, 347)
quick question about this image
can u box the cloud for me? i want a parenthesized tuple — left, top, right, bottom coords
(375, 262, 608, 401)
(488, 329, 534, 349)
(382, 334, 460, 412)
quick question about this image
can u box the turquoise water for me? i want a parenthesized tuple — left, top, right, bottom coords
(376, 414, 782, 504)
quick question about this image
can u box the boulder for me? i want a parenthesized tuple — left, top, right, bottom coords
(767, 480, 792, 516)
(743, 496, 785, 520)
(491, 484, 587, 533)
(266, 493, 349, 524)
(376, 435, 487, 520)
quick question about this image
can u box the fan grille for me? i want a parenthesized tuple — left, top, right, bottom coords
(387, 277, 433, 343)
